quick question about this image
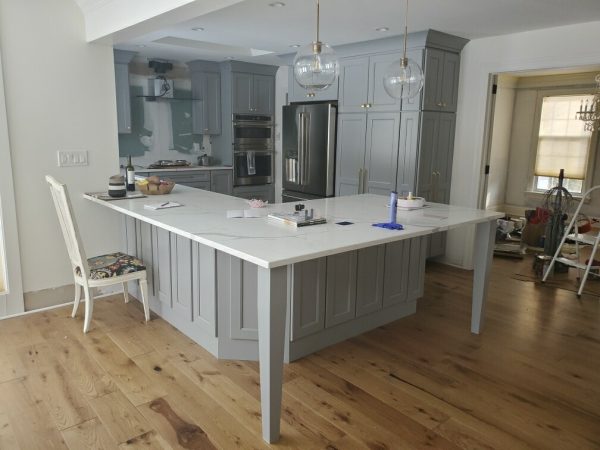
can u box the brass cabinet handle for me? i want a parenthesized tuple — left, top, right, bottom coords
(366, 103, 372, 108)
(360, 104, 366, 108)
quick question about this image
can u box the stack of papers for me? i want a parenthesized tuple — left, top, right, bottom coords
(144, 201, 182, 210)
(227, 209, 263, 218)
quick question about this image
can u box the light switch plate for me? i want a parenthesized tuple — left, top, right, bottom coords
(58, 150, 88, 167)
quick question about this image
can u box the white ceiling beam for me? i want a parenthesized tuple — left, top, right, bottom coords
(83, 0, 245, 43)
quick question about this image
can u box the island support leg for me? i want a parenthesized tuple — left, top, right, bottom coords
(471, 220, 496, 334)
(257, 265, 288, 443)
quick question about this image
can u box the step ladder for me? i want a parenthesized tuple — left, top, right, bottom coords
(542, 185, 600, 297)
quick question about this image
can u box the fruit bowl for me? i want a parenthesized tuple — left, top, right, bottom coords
(136, 179, 175, 195)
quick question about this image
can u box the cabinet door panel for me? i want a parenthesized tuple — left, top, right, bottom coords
(253, 74, 274, 115)
(335, 114, 367, 196)
(428, 231, 447, 259)
(422, 48, 444, 111)
(441, 52, 460, 112)
(364, 112, 400, 196)
(383, 240, 410, 307)
(139, 222, 154, 296)
(400, 49, 424, 111)
(434, 113, 456, 204)
(232, 72, 253, 114)
(171, 235, 192, 320)
(191, 71, 204, 135)
(155, 228, 172, 308)
(338, 56, 370, 113)
(416, 112, 438, 200)
(204, 72, 221, 134)
(397, 111, 420, 193)
(369, 52, 402, 112)
(210, 170, 233, 195)
(356, 246, 384, 317)
(230, 259, 259, 340)
(325, 251, 357, 328)
(192, 243, 216, 336)
(291, 258, 326, 340)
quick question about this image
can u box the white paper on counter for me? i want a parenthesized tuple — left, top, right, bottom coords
(227, 209, 263, 218)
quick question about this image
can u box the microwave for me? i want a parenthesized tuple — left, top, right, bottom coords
(232, 114, 273, 151)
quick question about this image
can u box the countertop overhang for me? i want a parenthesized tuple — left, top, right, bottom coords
(84, 186, 503, 269)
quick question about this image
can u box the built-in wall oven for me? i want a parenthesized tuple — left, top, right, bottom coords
(233, 114, 274, 186)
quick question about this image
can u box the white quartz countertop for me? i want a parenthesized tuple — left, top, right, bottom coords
(135, 166, 233, 172)
(84, 186, 503, 268)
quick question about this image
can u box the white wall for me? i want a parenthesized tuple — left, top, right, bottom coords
(448, 20, 600, 269)
(485, 75, 517, 210)
(0, 0, 121, 295)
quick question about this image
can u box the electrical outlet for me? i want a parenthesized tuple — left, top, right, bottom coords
(57, 150, 88, 167)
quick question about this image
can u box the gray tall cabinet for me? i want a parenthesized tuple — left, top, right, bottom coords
(332, 30, 468, 258)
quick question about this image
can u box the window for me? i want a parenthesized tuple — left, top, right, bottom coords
(533, 94, 595, 194)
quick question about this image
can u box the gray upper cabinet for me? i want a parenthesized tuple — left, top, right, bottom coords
(232, 72, 253, 114)
(422, 48, 460, 112)
(253, 74, 274, 115)
(400, 49, 425, 112)
(416, 112, 456, 204)
(396, 111, 420, 193)
(113, 50, 135, 134)
(335, 114, 367, 196)
(188, 60, 222, 135)
(364, 112, 400, 196)
(338, 56, 370, 113)
(338, 52, 403, 113)
(288, 68, 338, 103)
(368, 52, 403, 112)
(232, 72, 275, 114)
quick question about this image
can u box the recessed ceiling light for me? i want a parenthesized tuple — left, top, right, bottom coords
(269, 2, 285, 7)
(376, 27, 389, 32)
(289, 44, 301, 48)
(191, 27, 204, 31)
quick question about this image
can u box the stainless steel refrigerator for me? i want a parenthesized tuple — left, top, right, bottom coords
(282, 103, 337, 202)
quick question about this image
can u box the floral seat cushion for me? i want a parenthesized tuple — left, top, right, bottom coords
(80, 252, 146, 280)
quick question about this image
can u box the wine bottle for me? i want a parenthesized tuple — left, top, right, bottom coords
(126, 155, 135, 191)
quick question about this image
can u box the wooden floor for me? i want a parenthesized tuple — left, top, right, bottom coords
(0, 256, 599, 449)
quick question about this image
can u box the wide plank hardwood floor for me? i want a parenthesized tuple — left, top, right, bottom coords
(0, 256, 599, 449)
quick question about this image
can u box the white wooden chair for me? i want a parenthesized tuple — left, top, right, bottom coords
(46, 176, 149, 333)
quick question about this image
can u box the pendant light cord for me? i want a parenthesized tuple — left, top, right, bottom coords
(316, 0, 320, 43)
(403, 0, 408, 61)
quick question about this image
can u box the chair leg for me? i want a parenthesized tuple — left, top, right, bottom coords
(123, 282, 129, 303)
(83, 286, 94, 333)
(139, 278, 150, 323)
(72, 283, 81, 318)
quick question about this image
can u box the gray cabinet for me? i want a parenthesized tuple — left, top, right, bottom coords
(422, 48, 460, 112)
(291, 258, 327, 340)
(355, 246, 384, 317)
(113, 50, 135, 134)
(335, 112, 399, 197)
(416, 112, 455, 204)
(189, 61, 221, 135)
(154, 227, 172, 309)
(396, 111, 420, 193)
(288, 68, 338, 103)
(210, 170, 233, 195)
(232, 72, 274, 114)
(399, 49, 425, 112)
(192, 243, 217, 336)
(171, 235, 193, 320)
(325, 251, 357, 328)
(232, 185, 274, 203)
(338, 52, 402, 113)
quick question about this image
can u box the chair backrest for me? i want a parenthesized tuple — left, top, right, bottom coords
(45, 176, 89, 279)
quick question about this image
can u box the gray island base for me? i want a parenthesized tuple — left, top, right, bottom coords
(85, 186, 502, 443)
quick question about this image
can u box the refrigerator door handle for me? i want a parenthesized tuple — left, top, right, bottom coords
(302, 113, 310, 185)
(298, 112, 306, 186)
(325, 104, 337, 196)
(358, 168, 363, 194)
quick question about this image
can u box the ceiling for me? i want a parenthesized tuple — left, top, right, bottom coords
(113, 0, 600, 64)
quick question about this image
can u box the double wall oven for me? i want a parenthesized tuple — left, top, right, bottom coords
(233, 114, 273, 186)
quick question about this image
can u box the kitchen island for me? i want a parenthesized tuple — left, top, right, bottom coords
(85, 186, 502, 443)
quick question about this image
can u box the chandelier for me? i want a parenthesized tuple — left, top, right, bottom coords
(576, 74, 600, 132)
(293, 0, 339, 97)
(382, 0, 424, 99)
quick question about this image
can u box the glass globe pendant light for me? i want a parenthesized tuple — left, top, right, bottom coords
(383, 0, 424, 100)
(293, 0, 339, 97)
